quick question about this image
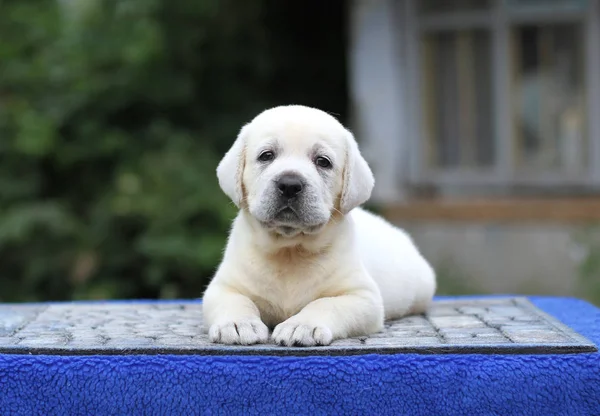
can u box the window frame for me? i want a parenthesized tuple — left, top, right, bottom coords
(400, 0, 600, 189)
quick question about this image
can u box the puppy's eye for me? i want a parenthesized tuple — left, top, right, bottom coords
(258, 151, 275, 162)
(315, 156, 332, 169)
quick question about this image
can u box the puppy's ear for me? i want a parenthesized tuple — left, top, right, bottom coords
(340, 129, 375, 214)
(217, 124, 249, 207)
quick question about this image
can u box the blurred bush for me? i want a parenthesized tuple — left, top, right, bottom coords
(0, 0, 348, 301)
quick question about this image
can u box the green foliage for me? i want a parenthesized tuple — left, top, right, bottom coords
(0, 0, 349, 301)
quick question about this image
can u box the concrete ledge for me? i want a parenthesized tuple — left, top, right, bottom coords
(383, 198, 600, 222)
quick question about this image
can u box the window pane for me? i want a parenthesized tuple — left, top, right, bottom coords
(421, 30, 494, 168)
(420, 0, 492, 14)
(511, 23, 586, 173)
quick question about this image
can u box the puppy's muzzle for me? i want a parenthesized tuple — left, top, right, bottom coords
(276, 174, 304, 200)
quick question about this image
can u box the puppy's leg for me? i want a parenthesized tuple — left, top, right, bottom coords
(203, 283, 269, 345)
(272, 289, 384, 347)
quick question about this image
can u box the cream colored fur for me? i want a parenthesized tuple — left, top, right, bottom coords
(203, 105, 436, 346)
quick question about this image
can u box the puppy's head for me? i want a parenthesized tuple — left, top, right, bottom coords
(217, 105, 374, 237)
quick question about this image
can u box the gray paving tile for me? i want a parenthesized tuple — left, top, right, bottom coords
(0, 298, 596, 356)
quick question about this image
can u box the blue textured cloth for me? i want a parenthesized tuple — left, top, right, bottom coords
(1, 296, 599, 416)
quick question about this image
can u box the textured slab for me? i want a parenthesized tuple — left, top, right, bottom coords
(0, 297, 596, 356)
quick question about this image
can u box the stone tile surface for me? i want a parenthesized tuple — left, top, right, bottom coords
(0, 298, 596, 356)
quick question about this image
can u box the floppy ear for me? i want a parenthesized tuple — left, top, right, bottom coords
(340, 129, 375, 214)
(216, 124, 249, 207)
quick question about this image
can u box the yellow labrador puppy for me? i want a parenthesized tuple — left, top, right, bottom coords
(203, 105, 436, 346)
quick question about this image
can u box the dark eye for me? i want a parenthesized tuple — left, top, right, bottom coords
(315, 156, 332, 169)
(258, 151, 275, 162)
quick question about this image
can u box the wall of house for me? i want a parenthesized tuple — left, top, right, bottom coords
(397, 221, 595, 298)
(348, 0, 409, 203)
(349, 0, 600, 303)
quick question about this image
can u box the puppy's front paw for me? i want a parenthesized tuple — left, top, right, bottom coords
(272, 320, 333, 347)
(208, 319, 269, 345)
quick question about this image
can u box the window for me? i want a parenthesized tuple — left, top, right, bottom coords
(403, 0, 600, 189)
(422, 29, 494, 169)
(512, 23, 585, 173)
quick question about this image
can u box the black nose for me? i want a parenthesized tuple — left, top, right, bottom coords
(277, 174, 303, 199)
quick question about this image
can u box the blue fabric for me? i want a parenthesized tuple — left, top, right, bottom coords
(0, 296, 599, 416)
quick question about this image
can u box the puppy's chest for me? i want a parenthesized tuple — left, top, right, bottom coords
(243, 256, 332, 325)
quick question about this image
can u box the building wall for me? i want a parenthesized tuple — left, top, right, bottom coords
(348, 0, 409, 203)
(397, 220, 595, 298)
(349, 0, 600, 303)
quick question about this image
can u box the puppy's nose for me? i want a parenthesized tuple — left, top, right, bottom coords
(277, 174, 303, 199)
